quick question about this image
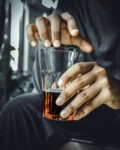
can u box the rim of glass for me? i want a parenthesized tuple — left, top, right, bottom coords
(40, 45, 80, 53)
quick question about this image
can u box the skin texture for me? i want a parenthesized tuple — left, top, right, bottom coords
(26, 12, 120, 120)
(56, 62, 120, 120)
(26, 12, 93, 53)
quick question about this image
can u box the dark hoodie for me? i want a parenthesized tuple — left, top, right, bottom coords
(33, 0, 120, 93)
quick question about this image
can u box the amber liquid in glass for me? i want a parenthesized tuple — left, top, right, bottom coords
(43, 89, 73, 120)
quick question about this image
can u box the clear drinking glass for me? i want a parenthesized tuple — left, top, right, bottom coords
(39, 45, 84, 120)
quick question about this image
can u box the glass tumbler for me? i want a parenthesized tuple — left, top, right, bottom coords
(39, 45, 84, 120)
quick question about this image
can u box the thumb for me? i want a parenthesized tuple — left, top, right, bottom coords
(71, 36, 93, 53)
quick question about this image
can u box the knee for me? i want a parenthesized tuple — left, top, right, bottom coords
(0, 93, 43, 116)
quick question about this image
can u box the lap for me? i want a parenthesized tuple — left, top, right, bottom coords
(1, 93, 120, 149)
(0, 93, 70, 150)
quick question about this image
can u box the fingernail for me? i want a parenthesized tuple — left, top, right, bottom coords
(71, 29, 79, 36)
(31, 41, 37, 47)
(82, 41, 93, 53)
(56, 97, 62, 106)
(85, 45, 92, 53)
(58, 79, 64, 87)
(44, 40, 51, 47)
(54, 40, 61, 47)
(60, 109, 68, 118)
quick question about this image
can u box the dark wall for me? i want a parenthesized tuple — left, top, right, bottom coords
(0, 0, 6, 47)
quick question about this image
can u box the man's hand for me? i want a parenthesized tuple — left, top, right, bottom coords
(56, 62, 120, 120)
(26, 12, 93, 53)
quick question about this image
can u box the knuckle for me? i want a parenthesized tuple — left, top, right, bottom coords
(27, 33, 33, 39)
(67, 15, 74, 21)
(76, 77, 84, 87)
(83, 105, 92, 114)
(40, 32, 47, 40)
(36, 16, 44, 24)
(75, 76, 81, 83)
(79, 110, 86, 116)
(26, 31, 34, 39)
(103, 88, 112, 98)
(103, 78, 109, 86)
(61, 12, 74, 21)
(67, 104, 75, 112)
(52, 31, 60, 39)
(83, 109, 88, 114)
(74, 63, 79, 68)
(49, 13, 59, 20)
(74, 63, 80, 69)
(62, 90, 69, 99)
(63, 73, 72, 81)
(80, 91, 89, 100)
(40, 32, 45, 37)
(35, 33, 40, 40)
(26, 24, 31, 30)
(75, 63, 84, 72)
(99, 77, 109, 88)
(62, 12, 73, 19)
(95, 67, 107, 76)
(62, 12, 70, 16)
(107, 89, 112, 97)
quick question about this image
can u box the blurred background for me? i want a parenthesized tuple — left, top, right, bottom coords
(0, 0, 57, 110)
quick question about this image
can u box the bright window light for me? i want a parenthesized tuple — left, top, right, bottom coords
(10, 49, 18, 71)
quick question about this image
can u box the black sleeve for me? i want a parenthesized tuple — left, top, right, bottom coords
(82, 0, 120, 81)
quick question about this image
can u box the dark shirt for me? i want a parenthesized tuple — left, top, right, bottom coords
(33, 0, 120, 93)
